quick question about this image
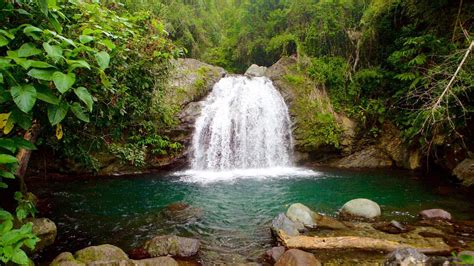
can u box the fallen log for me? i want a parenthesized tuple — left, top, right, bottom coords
(277, 231, 453, 255)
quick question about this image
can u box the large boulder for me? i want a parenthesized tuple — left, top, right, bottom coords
(286, 203, 346, 230)
(384, 248, 428, 265)
(275, 249, 321, 266)
(271, 213, 305, 238)
(340, 198, 381, 220)
(419, 209, 452, 220)
(30, 217, 57, 251)
(286, 203, 316, 227)
(143, 235, 200, 257)
(51, 245, 179, 266)
(74, 244, 129, 263)
(265, 246, 286, 263)
(245, 64, 267, 77)
(453, 158, 474, 186)
(331, 146, 393, 168)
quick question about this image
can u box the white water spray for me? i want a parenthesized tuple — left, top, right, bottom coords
(191, 76, 293, 170)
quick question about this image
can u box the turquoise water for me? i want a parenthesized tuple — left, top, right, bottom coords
(30, 168, 474, 263)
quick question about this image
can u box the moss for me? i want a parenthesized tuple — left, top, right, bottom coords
(282, 65, 343, 151)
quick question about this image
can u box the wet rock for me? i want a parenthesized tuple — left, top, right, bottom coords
(134, 257, 179, 266)
(384, 248, 428, 265)
(419, 209, 452, 220)
(286, 203, 347, 230)
(144, 235, 200, 257)
(340, 198, 381, 220)
(245, 64, 267, 77)
(275, 249, 321, 266)
(453, 158, 474, 186)
(373, 220, 413, 234)
(51, 252, 84, 266)
(165, 201, 190, 212)
(265, 246, 286, 263)
(128, 247, 150, 260)
(331, 146, 393, 168)
(75, 244, 129, 263)
(286, 203, 316, 227)
(30, 217, 57, 251)
(271, 213, 305, 238)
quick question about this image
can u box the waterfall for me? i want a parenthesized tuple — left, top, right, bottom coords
(191, 76, 293, 170)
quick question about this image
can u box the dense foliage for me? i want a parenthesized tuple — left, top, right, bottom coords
(145, 0, 473, 155)
(0, 0, 182, 263)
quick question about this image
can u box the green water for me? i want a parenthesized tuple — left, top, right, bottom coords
(30, 168, 473, 263)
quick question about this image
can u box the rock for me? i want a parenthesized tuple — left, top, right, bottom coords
(286, 203, 316, 227)
(144, 235, 200, 257)
(134, 257, 179, 266)
(245, 64, 267, 77)
(419, 209, 452, 220)
(128, 247, 150, 260)
(286, 203, 346, 230)
(75, 244, 129, 263)
(265, 246, 286, 263)
(165, 201, 190, 212)
(340, 198, 381, 220)
(30, 217, 57, 251)
(275, 249, 321, 266)
(373, 220, 413, 234)
(459, 250, 474, 257)
(51, 252, 84, 266)
(384, 248, 428, 265)
(331, 146, 393, 168)
(453, 158, 474, 186)
(271, 213, 305, 238)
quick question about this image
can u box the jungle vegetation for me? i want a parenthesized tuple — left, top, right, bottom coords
(0, 0, 472, 264)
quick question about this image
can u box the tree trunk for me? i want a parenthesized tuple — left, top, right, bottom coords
(15, 122, 40, 193)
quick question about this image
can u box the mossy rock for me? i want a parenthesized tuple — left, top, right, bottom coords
(75, 244, 129, 263)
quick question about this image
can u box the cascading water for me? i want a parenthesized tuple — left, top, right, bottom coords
(191, 76, 293, 170)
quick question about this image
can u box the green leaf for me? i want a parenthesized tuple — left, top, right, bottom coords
(10, 108, 32, 130)
(0, 35, 9, 47)
(10, 84, 36, 113)
(23, 25, 42, 40)
(71, 103, 90, 122)
(27, 68, 55, 81)
(100, 39, 116, 50)
(0, 182, 8, 188)
(52, 72, 75, 93)
(43, 42, 62, 60)
(36, 86, 60, 104)
(13, 137, 36, 150)
(79, 35, 94, 44)
(0, 138, 16, 153)
(67, 60, 90, 71)
(0, 73, 3, 84)
(74, 87, 94, 112)
(18, 60, 54, 70)
(0, 170, 15, 179)
(17, 43, 42, 58)
(38, 0, 49, 15)
(0, 58, 12, 70)
(95, 51, 110, 70)
(11, 249, 28, 265)
(47, 101, 68, 125)
(0, 154, 17, 164)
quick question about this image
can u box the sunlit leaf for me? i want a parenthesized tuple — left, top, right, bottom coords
(74, 87, 94, 112)
(52, 72, 75, 93)
(27, 68, 55, 81)
(95, 51, 110, 70)
(0, 154, 17, 164)
(55, 123, 63, 140)
(17, 43, 42, 58)
(10, 84, 36, 113)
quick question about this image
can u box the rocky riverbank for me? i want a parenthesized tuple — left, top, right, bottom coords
(33, 198, 474, 265)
